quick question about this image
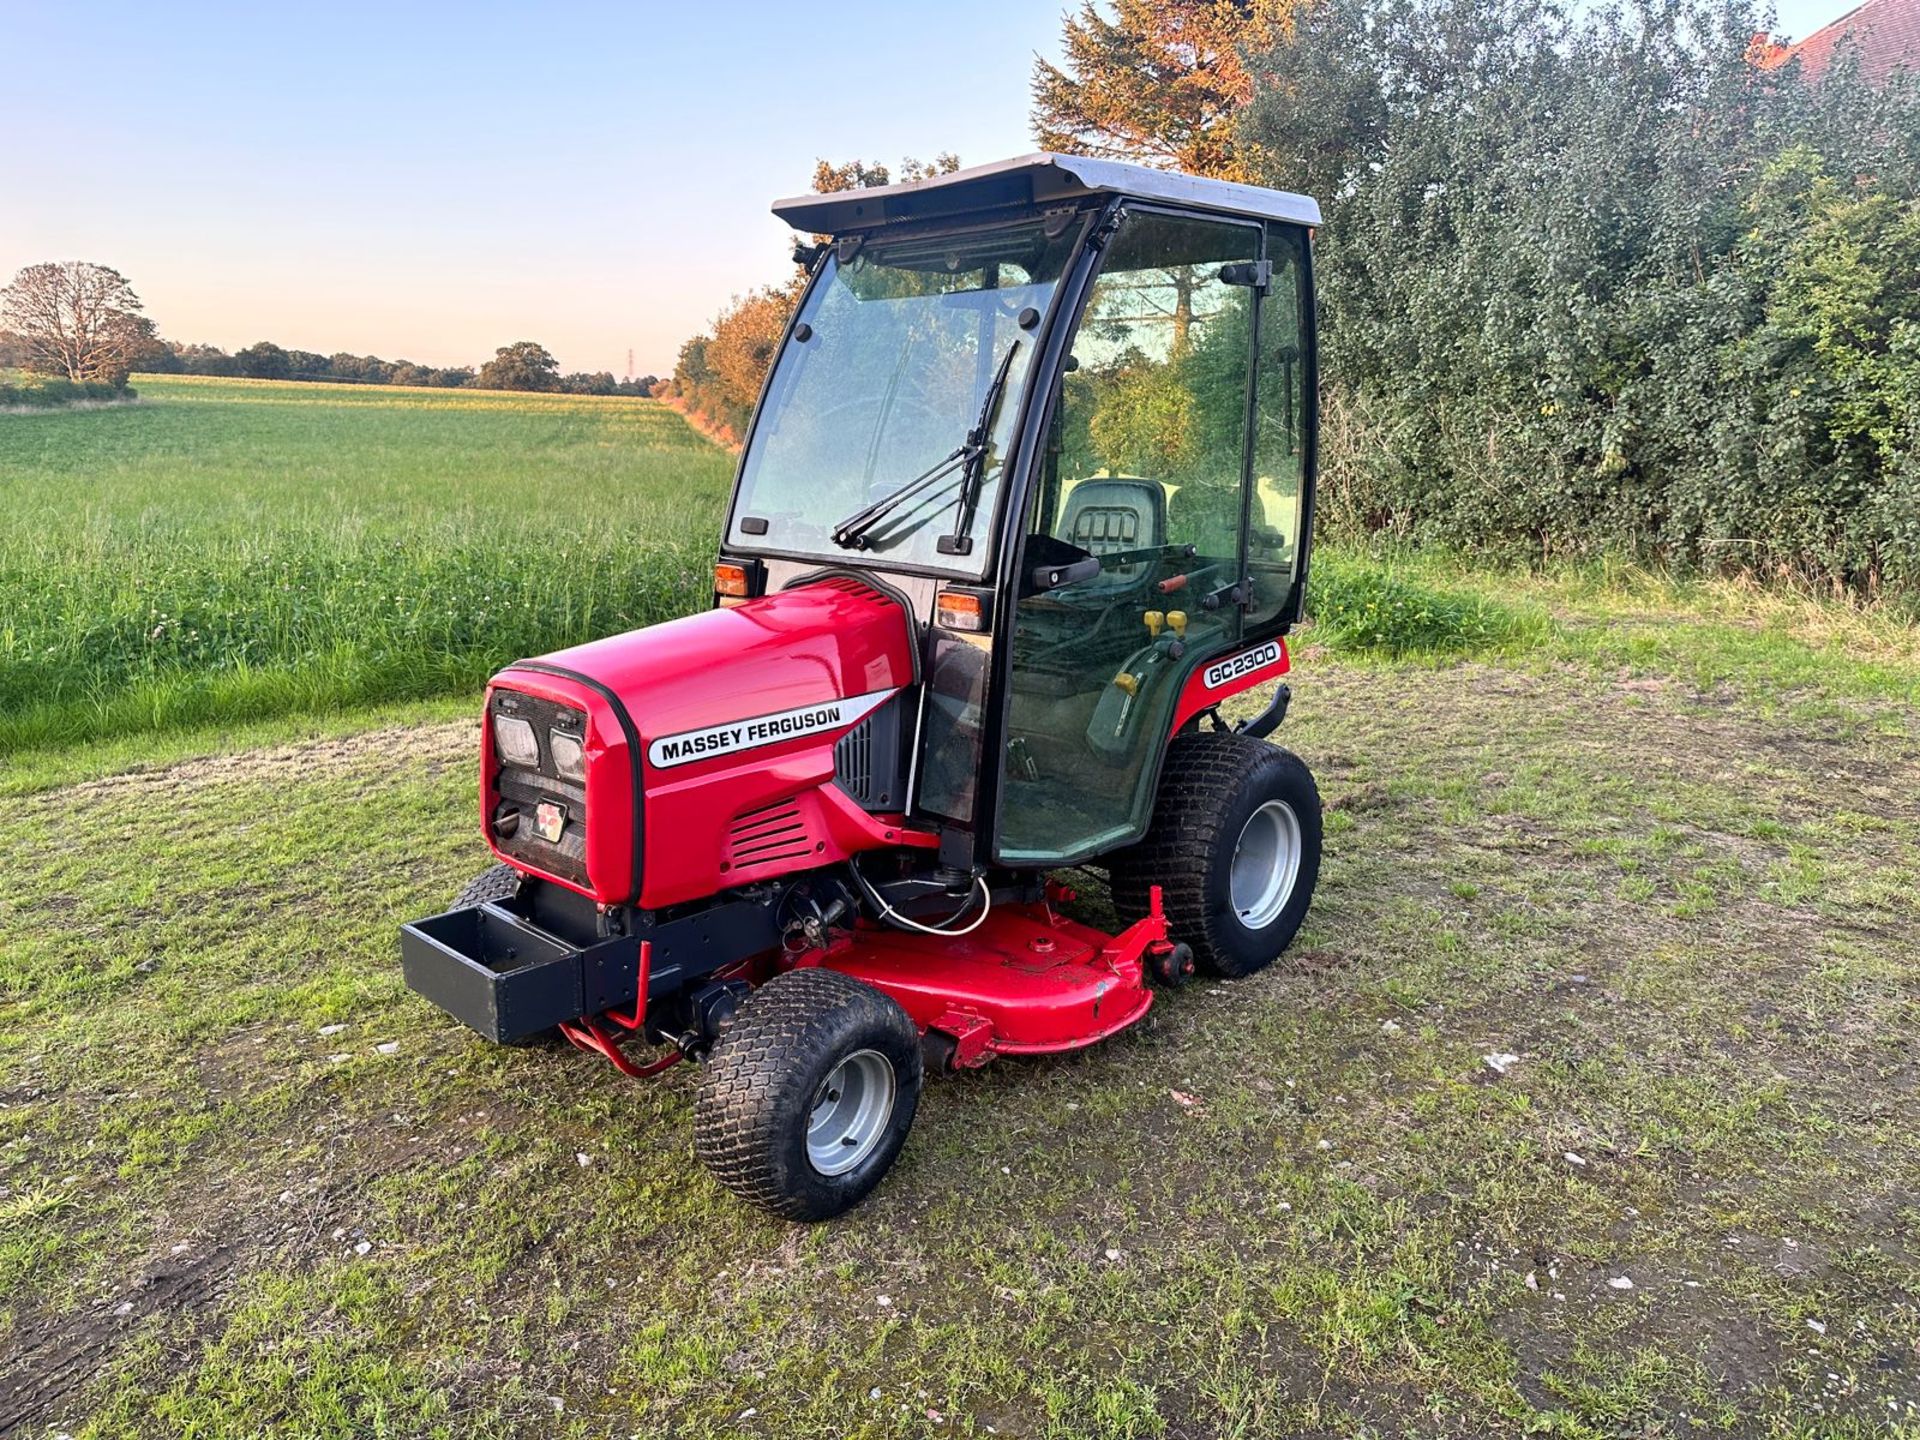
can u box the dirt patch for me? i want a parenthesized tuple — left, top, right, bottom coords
(55, 720, 473, 807)
(0, 1069, 509, 1435)
(0, 1244, 239, 1433)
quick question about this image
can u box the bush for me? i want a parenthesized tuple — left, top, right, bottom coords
(1306, 554, 1543, 657)
(1238, 0, 1920, 594)
(0, 374, 134, 408)
(671, 284, 802, 441)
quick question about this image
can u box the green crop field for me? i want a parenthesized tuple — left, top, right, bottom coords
(0, 375, 731, 756)
(3, 378, 1918, 1437)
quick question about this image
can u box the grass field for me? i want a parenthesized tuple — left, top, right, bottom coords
(2, 381, 1917, 1437)
(0, 376, 730, 755)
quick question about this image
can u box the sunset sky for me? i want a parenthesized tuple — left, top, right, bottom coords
(3, 0, 1846, 377)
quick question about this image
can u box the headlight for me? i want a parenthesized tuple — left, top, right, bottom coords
(549, 729, 586, 783)
(491, 714, 540, 768)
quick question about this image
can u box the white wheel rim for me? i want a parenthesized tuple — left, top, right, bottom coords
(806, 1049, 895, 1177)
(1230, 799, 1302, 931)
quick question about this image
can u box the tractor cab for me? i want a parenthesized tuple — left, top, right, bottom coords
(725, 153, 1319, 870)
(402, 154, 1325, 1222)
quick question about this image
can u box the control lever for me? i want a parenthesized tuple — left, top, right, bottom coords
(1156, 561, 1222, 596)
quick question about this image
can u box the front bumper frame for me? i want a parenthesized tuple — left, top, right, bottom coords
(400, 903, 641, 1044)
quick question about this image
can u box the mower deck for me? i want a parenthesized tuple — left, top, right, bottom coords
(811, 896, 1165, 1068)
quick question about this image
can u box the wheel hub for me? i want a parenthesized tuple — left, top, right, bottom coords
(1230, 799, 1303, 930)
(806, 1048, 894, 1176)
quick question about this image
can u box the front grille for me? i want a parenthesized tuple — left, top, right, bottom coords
(726, 799, 814, 869)
(489, 690, 589, 886)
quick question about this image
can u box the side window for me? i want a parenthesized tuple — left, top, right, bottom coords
(1246, 223, 1311, 632)
(1046, 212, 1261, 626)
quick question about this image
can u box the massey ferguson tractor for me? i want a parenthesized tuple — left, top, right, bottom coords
(402, 153, 1324, 1219)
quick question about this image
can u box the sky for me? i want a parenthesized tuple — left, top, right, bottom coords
(0, 1, 1064, 376)
(1, 0, 1855, 377)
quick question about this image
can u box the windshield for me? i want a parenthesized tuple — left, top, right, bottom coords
(727, 215, 1085, 573)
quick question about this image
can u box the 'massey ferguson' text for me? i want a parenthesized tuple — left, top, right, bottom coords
(646, 689, 897, 770)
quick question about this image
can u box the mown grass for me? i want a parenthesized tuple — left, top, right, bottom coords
(0, 376, 730, 754)
(3, 621, 1916, 1437)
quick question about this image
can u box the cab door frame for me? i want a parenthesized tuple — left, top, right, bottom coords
(1240, 220, 1319, 643)
(983, 199, 1272, 869)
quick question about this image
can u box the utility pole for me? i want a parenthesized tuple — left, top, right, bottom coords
(626, 348, 634, 383)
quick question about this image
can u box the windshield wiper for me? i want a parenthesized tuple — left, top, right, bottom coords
(830, 444, 971, 551)
(831, 339, 1021, 553)
(937, 340, 1020, 558)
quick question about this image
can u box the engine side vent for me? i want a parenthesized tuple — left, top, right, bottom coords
(835, 718, 872, 800)
(726, 798, 814, 869)
(833, 694, 905, 811)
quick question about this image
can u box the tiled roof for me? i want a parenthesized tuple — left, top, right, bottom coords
(1756, 0, 1920, 83)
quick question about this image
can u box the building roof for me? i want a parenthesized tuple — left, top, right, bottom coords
(1756, 0, 1920, 84)
(772, 152, 1322, 235)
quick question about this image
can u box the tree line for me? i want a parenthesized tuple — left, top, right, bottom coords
(0, 267, 658, 398)
(143, 336, 659, 396)
(672, 0, 1920, 594)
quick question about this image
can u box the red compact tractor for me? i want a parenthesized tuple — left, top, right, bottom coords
(402, 154, 1324, 1219)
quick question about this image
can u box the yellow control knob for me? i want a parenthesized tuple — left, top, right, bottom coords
(1143, 610, 1164, 638)
(1167, 610, 1188, 637)
(1112, 672, 1139, 695)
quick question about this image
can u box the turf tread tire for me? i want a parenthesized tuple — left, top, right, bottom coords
(453, 862, 522, 909)
(694, 968, 922, 1221)
(1111, 732, 1321, 978)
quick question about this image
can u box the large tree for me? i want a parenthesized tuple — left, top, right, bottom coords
(0, 261, 154, 386)
(476, 340, 560, 392)
(1031, 0, 1293, 179)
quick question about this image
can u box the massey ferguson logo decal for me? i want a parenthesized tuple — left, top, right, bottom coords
(646, 689, 896, 770)
(1203, 640, 1284, 691)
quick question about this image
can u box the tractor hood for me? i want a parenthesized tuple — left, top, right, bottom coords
(486, 576, 919, 908)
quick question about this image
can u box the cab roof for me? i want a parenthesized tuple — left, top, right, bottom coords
(772, 152, 1322, 235)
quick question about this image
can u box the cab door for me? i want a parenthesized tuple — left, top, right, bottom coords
(995, 207, 1263, 866)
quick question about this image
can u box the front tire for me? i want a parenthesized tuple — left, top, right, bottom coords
(1112, 733, 1322, 977)
(453, 862, 522, 909)
(694, 968, 923, 1221)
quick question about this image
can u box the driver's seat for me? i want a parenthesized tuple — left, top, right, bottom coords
(1056, 478, 1165, 594)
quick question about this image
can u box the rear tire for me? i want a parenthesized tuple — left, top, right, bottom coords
(1111, 733, 1321, 978)
(454, 862, 522, 909)
(694, 968, 923, 1221)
